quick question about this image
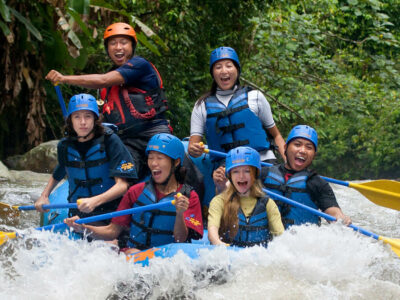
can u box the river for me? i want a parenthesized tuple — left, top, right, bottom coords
(0, 175, 399, 299)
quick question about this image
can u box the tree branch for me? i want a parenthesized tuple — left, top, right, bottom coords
(240, 77, 304, 120)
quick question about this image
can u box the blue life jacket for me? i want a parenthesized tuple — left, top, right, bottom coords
(205, 86, 271, 154)
(100, 58, 168, 137)
(128, 181, 192, 249)
(231, 197, 271, 247)
(60, 134, 116, 217)
(263, 165, 320, 227)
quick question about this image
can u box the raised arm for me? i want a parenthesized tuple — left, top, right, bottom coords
(45, 70, 125, 89)
(267, 125, 286, 162)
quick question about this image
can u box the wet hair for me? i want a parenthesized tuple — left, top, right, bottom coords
(64, 112, 104, 138)
(219, 166, 264, 242)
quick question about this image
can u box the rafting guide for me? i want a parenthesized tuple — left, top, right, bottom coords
(45, 22, 171, 181)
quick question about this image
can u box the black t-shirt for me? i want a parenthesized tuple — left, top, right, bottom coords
(261, 164, 340, 211)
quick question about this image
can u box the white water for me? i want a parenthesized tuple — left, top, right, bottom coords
(1, 178, 400, 299)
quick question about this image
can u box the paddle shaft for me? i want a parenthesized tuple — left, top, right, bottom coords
(206, 149, 380, 192)
(54, 85, 68, 119)
(264, 188, 380, 240)
(18, 203, 77, 211)
(38, 200, 175, 232)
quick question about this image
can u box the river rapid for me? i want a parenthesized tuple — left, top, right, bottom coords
(0, 175, 400, 300)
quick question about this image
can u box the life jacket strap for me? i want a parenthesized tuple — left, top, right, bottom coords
(206, 104, 249, 119)
(238, 224, 269, 231)
(218, 123, 245, 134)
(73, 177, 103, 188)
(131, 219, 174, 235)
(221, 139, 250, 152)
(65, 157, 108, 168)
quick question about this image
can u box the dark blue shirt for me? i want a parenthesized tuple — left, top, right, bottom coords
(116, 56, 160, 91)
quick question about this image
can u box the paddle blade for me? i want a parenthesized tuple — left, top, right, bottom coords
(350, 180, 400, 211)
(0, 202, 20, 225)
(378, 236, 400, 257)
(0, 231, 17, 246)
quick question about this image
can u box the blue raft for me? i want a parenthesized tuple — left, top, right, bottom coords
(41, 141, 221, 263)
(42, 140, 215, 229)
(127, 243, 227, 266)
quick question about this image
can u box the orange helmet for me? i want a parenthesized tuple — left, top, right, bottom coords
(103, 22, 137, 43)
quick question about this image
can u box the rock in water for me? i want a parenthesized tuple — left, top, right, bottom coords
(4, 140, 58, 173)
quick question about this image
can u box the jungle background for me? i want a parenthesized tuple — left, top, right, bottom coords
(1, 0, 399, 179)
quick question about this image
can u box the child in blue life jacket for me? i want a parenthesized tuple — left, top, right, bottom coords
(35, 94, 136, 222)
(262, 125, 351, 228)
(208, 146, 284, 247)
(65, 133, 203, 254)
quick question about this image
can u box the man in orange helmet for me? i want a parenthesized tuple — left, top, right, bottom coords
(46, 22, 171, 180)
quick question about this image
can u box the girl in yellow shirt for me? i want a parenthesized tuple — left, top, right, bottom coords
(208, 146, 284, 246)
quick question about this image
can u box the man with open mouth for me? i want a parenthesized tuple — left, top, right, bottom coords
(262, 125, 351, 228)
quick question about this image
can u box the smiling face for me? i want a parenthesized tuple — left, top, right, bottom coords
(285, 138, 316, 172)
(107, 36, 134, 66)
(229, 165, 255, 196)
(212, 59, 239, 90)
(71, 110, 95, 141)
(148, 151, 179, 184)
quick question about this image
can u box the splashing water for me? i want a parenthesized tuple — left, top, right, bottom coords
(1, 178, 400, 299)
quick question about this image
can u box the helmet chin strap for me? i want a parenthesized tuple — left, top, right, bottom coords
(158, 159, 177, 186)
(76, 128, 95, 141)
(284, 149, 294, 171)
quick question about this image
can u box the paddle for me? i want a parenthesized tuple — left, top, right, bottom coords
(263, 188, 400, 257)
(0, 199, 176, 246)
(0, 196, 83, 220)
(0, 202, 78, 222)
(0, 202, 77, 213)
(202, 146, 400, 211)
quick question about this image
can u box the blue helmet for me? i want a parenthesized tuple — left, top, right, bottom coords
(145, 133, 185, 166)
(68, 94, 99, 118)
(225, 146, 261, 176)
(286, 125, 318, 151)
(209, 46, 241, 74)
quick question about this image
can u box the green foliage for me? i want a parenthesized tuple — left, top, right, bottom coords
(243, 0, 400, 179)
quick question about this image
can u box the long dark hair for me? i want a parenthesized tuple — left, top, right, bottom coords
(174, 162, 187, 184)
(195, 60, 241, 106)
(64, 113, 104, 139)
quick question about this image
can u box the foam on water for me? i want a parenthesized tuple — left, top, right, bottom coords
(1, 180, 400, 299)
